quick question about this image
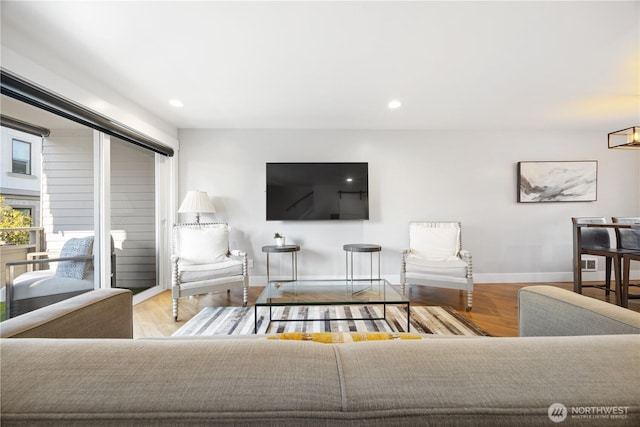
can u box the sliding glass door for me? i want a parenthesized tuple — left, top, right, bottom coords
(110, 137, 157, 294)
(1, 90, 170, 317)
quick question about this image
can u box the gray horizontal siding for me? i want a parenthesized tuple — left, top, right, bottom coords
(111, 140, 156, 289)
(41, 132, 157, 290)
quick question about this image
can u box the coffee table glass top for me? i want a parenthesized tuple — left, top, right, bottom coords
(255, 279, 408, 305)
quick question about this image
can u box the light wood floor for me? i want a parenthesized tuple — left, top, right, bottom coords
(133, 282, 640, 338)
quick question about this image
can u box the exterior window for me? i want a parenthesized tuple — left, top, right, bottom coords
(15, 207, 32, 218)
(12, 139, 31, 175)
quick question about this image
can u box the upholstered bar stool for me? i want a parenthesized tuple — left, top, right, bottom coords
(612, 217, 640, 307)
(572, 217, 622, 305)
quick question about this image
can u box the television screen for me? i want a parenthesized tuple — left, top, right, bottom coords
(266, 162, 369, 220)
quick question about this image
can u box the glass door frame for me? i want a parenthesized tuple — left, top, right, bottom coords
(92, 130, 176, 302)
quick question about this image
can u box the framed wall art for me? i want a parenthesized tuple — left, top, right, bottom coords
(517, 161, 597, 203)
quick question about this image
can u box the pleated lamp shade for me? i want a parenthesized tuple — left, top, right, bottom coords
(178, 190, 216, 223)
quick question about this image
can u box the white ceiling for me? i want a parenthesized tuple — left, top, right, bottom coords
(1, 1, 639, 131)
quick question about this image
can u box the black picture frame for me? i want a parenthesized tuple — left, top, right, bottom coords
(517, 161, 598, 203)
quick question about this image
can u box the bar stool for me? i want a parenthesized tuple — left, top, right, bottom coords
(572, 217, 622, 305)
(612, 217, 640, 307)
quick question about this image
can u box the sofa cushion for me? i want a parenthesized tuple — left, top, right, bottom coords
(334, 335, 640, 422)
(1, 339, 344, 424)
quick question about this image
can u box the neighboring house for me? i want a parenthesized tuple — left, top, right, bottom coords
(0, 126, 42, 226)
(0, 126, 42, 289)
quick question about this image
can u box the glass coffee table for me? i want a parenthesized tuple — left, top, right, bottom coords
(254, 279, 410, 333)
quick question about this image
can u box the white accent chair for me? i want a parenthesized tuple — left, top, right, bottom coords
(171, 223, 248, 321)
(400, 221, 474, 311)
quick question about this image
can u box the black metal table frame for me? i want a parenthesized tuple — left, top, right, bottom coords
(254, 280, 410, 333)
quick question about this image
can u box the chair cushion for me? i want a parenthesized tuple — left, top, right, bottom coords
(56, 236, 94, 279)
(574, 217, 611, 250)
(405, 256, 468, 278)
(614, 217, 640, 250)
(410, 224, 460, 261)
(178, 259, 243, 283)
(176, 226, 228, 265)
(12, 275, 95, 300)
(13, 270, 56, 287)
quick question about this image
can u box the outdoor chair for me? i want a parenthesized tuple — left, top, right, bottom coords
(4, 235, 116, 318)
(401, 221, 474, 311)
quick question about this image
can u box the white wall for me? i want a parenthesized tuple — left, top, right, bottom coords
(178, 129, 640, 285)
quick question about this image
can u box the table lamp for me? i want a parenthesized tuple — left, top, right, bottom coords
(178, 190, 216, 223)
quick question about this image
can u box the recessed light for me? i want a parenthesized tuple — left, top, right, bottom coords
(346, 178, 353, 182)
(169, 99, 184, 108)
(388, 99, 402, 110)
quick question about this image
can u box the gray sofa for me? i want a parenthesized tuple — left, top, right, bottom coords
(1, 286, 639, 426)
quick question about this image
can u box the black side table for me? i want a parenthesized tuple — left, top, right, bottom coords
(262, 245, 300, 282)
(343, 243, 382, 283)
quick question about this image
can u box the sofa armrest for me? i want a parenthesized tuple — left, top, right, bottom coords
(0, 289, 133, 339)
(518, 285, 640, 337)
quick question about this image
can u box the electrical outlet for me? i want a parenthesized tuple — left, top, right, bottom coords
(581, 257, 597, 272)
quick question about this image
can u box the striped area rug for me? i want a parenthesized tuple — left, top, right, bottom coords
(172, 305, 489, 337)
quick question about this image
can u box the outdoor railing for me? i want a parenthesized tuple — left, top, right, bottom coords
(0, 227, 45, 287)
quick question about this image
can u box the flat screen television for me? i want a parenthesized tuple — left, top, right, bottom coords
(266, 162, 369, 221)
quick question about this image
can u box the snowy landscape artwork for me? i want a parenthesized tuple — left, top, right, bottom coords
(517, 161, 597, 203)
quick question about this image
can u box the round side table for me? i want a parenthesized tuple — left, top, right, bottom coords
(343, 243, 382, 283)
(262, 245, 300, 282)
